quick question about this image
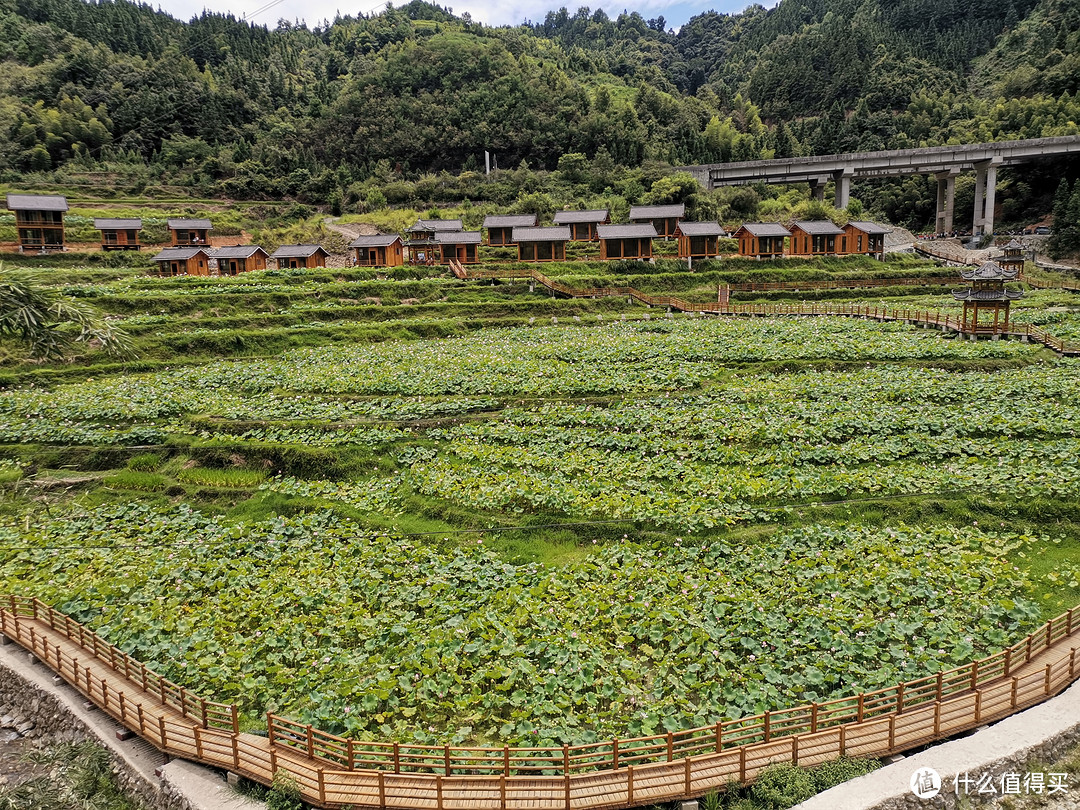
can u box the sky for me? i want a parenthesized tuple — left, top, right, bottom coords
(152, 0, 761, 31)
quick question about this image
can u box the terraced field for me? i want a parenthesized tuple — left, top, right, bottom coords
(1, 250, 1078, 752)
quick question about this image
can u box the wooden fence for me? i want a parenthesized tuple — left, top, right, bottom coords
(3, 594, 1080, 809)
(449, 261, 1080, 356)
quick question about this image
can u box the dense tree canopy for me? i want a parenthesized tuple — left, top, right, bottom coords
(0, 0, 1078, 228)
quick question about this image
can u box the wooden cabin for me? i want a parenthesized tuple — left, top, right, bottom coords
(597, 224, 656, 260)
(483, 214, 537, 246)
(789, 220, 846, 257)
(6, 194, 68, 252)
(270, 244, 329, 269)
(214, 245, 268, 275)
(676, 221, 726, 259)
(629, 203, 685, 239)
(435, 231, 482, 265)
(553, 209, 610, 242)
(350, 234, 405, 268)
(95, 218, 142, 251)
(405, 219, 462, 263)
(734, 223, 791, 259)
(168, 219, 213, 247)
(513, 226, 569, 263)
(996, 238, 1026, 274)
(844, 221, 890, 260)
(153, 247, 210, 276)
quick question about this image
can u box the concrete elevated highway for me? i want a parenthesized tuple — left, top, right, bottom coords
(680, 135, 1080, 236)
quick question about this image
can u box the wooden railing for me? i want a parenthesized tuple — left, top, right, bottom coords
(3, 594, 1080, 809)
(453, 265, 1080, 355)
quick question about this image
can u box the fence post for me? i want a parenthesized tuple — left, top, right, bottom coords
(379, 772, 386, 808)
(393, 742, 400, 774)
(317, 768, 326, 806)
(613, 738, 619, 769)
(792, 735, 798, 767)
(764, 711, 771, 743)
(715, 723, 722, 753)
(1046, 621, 1053, 648)
(936, 672, 943, 700)
(1011, 677, 1019, 708)
(158, 716, 167, 749)
(839, 724, 846, 756)
(232, 733, 239, 769)
(436, 774, 444, 810)
(974, 690, 982, 724)
(857, 694, 864, 723)
(933, 701, 941, 737)
(684, 756, 691, 795)
(888, 715, 895, 750)
(267, 713, 275, 746)
(970, 659, 979, 690)
(444, 744, 451, 776)
(565, 770, 571, 810)
(195, 726, 203, 760)
(811, 703, 818, 733)
(306, 725, 315, 759)
(1004, 648, 1012, 678)
(503, 745, 510, 777)
(231, 705, 239, 734)
(666, 732, 674, 762)
(627, 765, 635, 805)
(1046, 663, 1052, 694)
(897, 683, 905, 714)
(179, 687, 187, 715)
(346, 738, 354, 770)
(739, 746, 746, 782)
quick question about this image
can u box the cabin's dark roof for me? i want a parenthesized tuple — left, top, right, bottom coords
(213, 245, 266, 259)
(677, 221, 726, 237)
(168, 218, 213, 230)
(270, 244, 326, 258)
(792, 220, 845, 235)
(961, 261, 1019, 281)
(553, 209, 609, 224)
(483, 214, 537, 229)
(434, 230, 482, 245)
(597, 224, 658, 240)
(6, 194, 68, 212)
(153, 247, 207, 261)
(406, 219, 463, 233)
(1001, 238, 1025, 250)
(952, 288, 1025, 302)
(94, 218, 142, 230)
(736, 223, 792, 237)
(350, 234, 402, 248)
(846, 221, 891, 235)
(513, 226, 571, 243)
(629, 203, 686, 220)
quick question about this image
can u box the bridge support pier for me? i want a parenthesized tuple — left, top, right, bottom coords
(834, 170, 853, 210)
(809, 176, 828, 203)
(973, 159, 1001, 237)
(935, 169, 959, 234)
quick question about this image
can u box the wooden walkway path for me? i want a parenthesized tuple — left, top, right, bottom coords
(448, 260, 1080, 356)
(4, 596, 1080, 809)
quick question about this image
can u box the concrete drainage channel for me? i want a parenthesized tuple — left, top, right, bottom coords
(4, 627, 1080, 810)
(0, 636, 261, 810)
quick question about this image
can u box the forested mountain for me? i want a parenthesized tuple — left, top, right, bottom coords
(1, 0, 1078, 228)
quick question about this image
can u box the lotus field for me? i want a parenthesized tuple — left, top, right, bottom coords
(0, 315, 1077, 747)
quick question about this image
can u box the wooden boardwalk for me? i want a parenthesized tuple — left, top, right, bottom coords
(4, 596, 1080, 809)
(448, 260, 1080, 356)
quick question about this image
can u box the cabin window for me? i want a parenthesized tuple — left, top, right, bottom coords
(554, 243, 565, 260)
(537, 242, 553, 261)
(857, 235, 863, 251)
(520, 243, 536, 261)
(465, 245, 477, 262)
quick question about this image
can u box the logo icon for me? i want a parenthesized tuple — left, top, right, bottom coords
(910, 767, 942, 799)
